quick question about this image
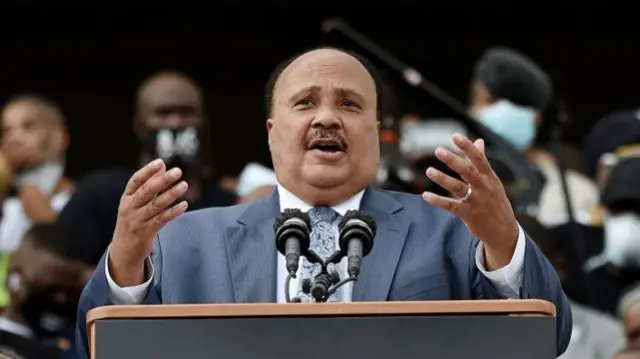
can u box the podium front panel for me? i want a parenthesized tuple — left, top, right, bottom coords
(94, 314, 555, 359)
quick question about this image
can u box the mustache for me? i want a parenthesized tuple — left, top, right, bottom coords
(303, 128, 349, 151)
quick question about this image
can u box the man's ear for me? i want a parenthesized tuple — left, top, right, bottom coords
(266, 118, 274, 147)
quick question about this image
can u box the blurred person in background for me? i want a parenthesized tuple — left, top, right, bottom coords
(517, 214, 625, 359)
(580, 111, 640, 315)
(58, 70, 238, 265)
(614, 347, 640, 359)
(233, 162, 278, 203)
(0, 223, 90, 359)
(469, 47, 601, 229)
(393, 114, 471, 197)
(618, 283, 640, 348)
(0, 95, 73, 308)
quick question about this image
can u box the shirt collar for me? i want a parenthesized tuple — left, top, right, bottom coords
(276, 184, 364, 216)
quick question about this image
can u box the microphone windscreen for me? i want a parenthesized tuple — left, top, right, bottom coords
(338, 210, 376, 256)
(274, 209, 311, 254)
(339, 210, 377, 236)
(273, 209, 311, 232)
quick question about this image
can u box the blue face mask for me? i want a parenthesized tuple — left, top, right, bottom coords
(475, 100, 537, 151)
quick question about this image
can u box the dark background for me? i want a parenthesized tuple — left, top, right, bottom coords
(1, 4, 637, 180)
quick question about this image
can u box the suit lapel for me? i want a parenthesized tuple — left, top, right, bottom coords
(352, 188, 411, 302)
(224, 190, 280, 303)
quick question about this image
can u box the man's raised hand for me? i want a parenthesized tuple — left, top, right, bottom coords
(109, 159, 189, 286)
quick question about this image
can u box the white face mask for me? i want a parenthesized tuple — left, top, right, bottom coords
(475, 100, 537, 151)
(14, 162, 64, 196)
(604, 212, 640, 268)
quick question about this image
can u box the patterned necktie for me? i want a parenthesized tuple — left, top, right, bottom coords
(297, 207, 340, 302)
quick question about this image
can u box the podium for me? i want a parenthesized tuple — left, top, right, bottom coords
(87, 299, 556, 359)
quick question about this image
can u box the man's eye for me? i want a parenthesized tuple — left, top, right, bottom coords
(295, 99, 314, 107)
(342, 100, 361, 109)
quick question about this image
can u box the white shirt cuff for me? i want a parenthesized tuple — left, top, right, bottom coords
(105, 247, 154, 305)
(475, 223, 526, 298)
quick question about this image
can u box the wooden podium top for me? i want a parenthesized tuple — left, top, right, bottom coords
(87, 299, 555, 324)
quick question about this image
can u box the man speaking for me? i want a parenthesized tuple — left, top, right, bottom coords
(76, 48, 572, 358)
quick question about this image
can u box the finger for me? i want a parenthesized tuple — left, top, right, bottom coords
(426, 167, 468, 198)
(146, 200, 189, 232)
(474, 138, 485, 153)
(124, 159, 165, 196)
(452, 134, 492, 175)
(141, 181, 189, 221)
(131, 167, 183, 208)
(421, 191, 466, 215)
(434, 147, 484, 188)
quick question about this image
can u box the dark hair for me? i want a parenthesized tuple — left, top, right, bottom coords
(474, 47, 553, 111)
(22, 222, 88, 262)
(264, 47, 385, 120)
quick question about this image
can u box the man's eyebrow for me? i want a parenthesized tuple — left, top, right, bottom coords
(336, 88, 365, 103)
(287, 85, 366, 103)
(288, 85, 320, 103)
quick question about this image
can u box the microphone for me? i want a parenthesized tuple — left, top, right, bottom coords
(274, 209, 312, 303)
(338, 210, 376, 277)
(274, 209, 312, 274)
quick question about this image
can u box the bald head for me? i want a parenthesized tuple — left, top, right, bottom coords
(134, 70, 205, 135)
(265, 47, 383, 119)
(136, 71, 203, 112)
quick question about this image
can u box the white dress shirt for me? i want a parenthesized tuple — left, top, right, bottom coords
(106, 185, 527, 304)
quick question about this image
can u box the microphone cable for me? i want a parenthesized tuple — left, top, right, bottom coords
(285, 272, 296, 303)
(324, 276, 357, 299)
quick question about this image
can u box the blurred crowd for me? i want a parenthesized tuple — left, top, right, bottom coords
(0, 45, 638, 359)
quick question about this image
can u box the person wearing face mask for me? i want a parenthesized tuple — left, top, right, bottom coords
(583, 155, 640, 315)
(0, 95, 73, 308)
(573, 111, 640, 315)
(0, 223, 91, 359)
(57, 71, 238, 266)
(469, 47, 601, 230)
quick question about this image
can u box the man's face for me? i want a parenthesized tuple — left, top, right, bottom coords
(267, 49, 380, 202)
(468, 80, 494, 116)
(1, 102, 65, 170)
(136, 79, 204, 136)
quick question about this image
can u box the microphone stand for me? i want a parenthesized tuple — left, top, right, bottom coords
(286, 250, 359, 303)
(321, 18, 544, 213)
(320, 250, 358, 302)
(548, 115, 595, 307)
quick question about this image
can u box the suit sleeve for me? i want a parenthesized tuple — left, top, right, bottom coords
(75, 237, 164, 359)
(444, 217, 572, 358)
(465, 227, 573, 357)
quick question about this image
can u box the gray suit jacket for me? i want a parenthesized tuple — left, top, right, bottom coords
(76, 187, 572, 358)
